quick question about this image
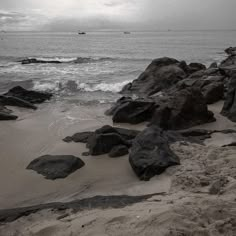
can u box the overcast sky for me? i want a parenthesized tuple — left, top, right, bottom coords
(0, 0, 235, 31)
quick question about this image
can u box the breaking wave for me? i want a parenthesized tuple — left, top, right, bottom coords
(32, 80, 131, 93)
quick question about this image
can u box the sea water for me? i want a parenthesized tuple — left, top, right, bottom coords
(0, 30, 235, 104)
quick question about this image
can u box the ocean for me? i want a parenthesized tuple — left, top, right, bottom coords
(0, 30, 236, 104)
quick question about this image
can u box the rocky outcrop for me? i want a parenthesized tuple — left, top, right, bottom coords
(221, 73, 236, 122)
(27, 155, 85, 180)
(121, 57, 187, 96)
(0, 86, 53, 120)
(4, 86, 52, 104)
(129, 126, 180, 181)
(21, 58, 62, 65)
(151, 87, 215, 130)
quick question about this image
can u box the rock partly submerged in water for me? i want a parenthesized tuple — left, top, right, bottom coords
(0, 86, 53, 120)
(27, 155, 85, 180)
(21, 58, 62, 65)
(4, 86, 52, 104)
(129, 126, 180, 181)
(0, 105, 18, 120)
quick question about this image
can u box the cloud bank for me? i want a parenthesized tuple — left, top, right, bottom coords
(0, 0, 235, 31)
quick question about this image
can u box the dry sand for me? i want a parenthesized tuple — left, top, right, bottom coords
(0, 100, 236, 235)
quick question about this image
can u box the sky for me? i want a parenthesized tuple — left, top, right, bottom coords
(0, 0, 235, 31)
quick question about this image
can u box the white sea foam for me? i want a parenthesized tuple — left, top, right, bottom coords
(78, 80, 131, 93)
(33, 81, 60, 91)
(33, 57, 78, 63)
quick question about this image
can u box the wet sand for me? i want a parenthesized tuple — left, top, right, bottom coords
(0, 100, 169, 209)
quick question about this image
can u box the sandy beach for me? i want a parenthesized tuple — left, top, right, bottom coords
(0, 97, 236, 235)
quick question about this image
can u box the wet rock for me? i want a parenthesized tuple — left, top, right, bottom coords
(21, 58, 62, 65)
(4, 86, 52, 104)
(129, 126, 180, 181)
(188, 62, 206, 74)
(87, 133, 130, 156)
(26, 155, 85, 180)
(111, 99, 156, 124)
(225, 47, 236, 56)
(121, 57, 186, 96)
(151, 87, 215, 130)
(0, 95, 37, 110)
(109, 145, 129, 158)
(63, 132, 94, 143)
(221, 73, 236, 122)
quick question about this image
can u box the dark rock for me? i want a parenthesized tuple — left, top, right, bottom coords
(225, 47, 236, 56)
(209, 62, 218, 69)
(121, 57, 186, 96)
(112, 99, 156, 124)
(63, 126, 140, 144)
(202, 82, 224, 104)
(87, 133, 130, 156)
(95, 125, 140, 140)
(63, 132, 94, 143)
(188, 62, 206, 73)
(109, 145, 129, 158)
(221, 73, 236, 122)
(0, 95, 37, 109)
(105, 97, 133, 116)
(4, 86, 52, 104)
(129, 126, 180, 181)
(151, 87, 215, 130)
(26, 155, 85, 180)
(0, 110, 17, 120)
(21, 58, 62, 65)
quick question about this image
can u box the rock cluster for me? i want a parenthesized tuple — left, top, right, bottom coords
(0, 86, 52, 120)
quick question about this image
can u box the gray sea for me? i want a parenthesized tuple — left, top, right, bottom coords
(0, 30, 236, 104)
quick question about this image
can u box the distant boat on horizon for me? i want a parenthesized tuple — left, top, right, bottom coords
(124, 31, 131, 34)
(78, 31, 86, 35)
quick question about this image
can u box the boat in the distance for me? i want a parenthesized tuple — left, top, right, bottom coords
(78, 31, 86, 35)
(124, 31, 131, 34)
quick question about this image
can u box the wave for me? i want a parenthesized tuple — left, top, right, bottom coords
(78, 80, 131, 93)
(32, 80, 131, 93)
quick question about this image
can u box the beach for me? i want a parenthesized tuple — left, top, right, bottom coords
(0, 32, 236, 235)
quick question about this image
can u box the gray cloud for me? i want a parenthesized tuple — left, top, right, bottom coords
(0, 0, 236, 31)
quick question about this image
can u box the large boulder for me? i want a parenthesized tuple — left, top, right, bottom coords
(121, 57, 187, 96)
(26, 155, 85, 180)
(111, 99, 156, 124)
(129, 126, 180, 181)
(151, 87, 215, 130)
(221, 73, 236, 122)
(4, 86, 52, 104)
(87, 133, 130, 156)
